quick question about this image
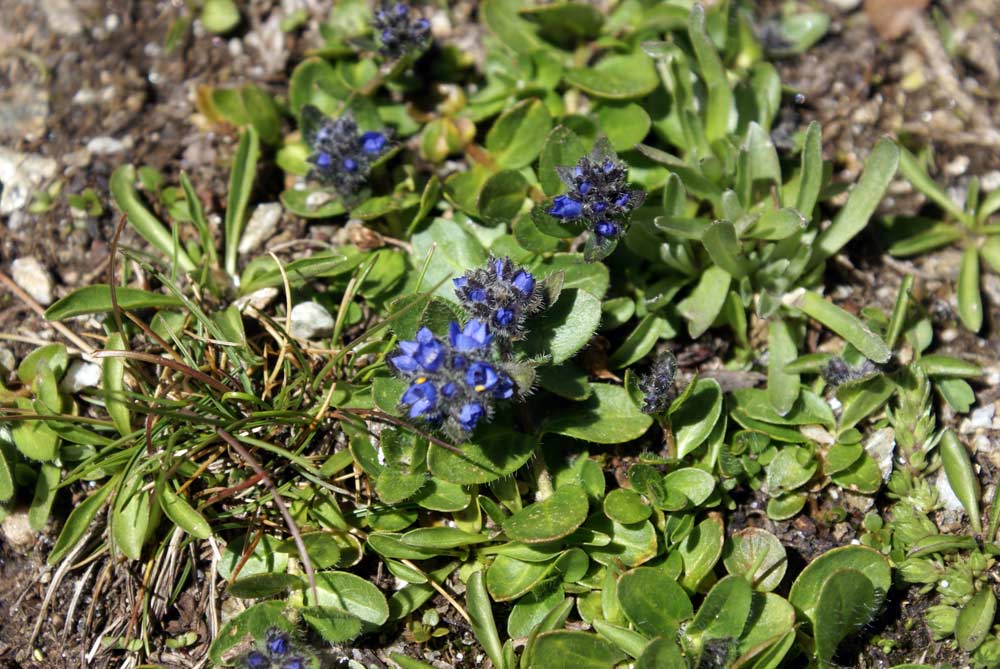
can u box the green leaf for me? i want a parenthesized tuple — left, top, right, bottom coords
(103, 332, 131, 437)
(723, 528, 787, 592)
(591, 619, 648, 659)
(678, 516, 725, 591)
(479, 170, 529, 225)
(400, 527, 490, 549)
(11, 398, 59, 461)
(795, 121, 823, 217)
(768, 319, 800, 416)
(0, 445, 12, 503)
(159, 486, 212, 539)
(662, 467, 715, 508)
(586, 516, 658, 568)
(110, 166, 195, 272)
(607, 315, 665, 369)
(519, 3, 603, 42)
(224, 127, 260, 276)
(17, 344, 68, 384)
(937, 377, 975, 413)
(537, 364, 592, 401)
(792, 291, 891, 363)
(486, 98, 553, 170)
(411, 218, 488, 301)
(671, 378, 724, 458)
(480, 0, 544, 56)
(301, 606, 363, 643)
(508, 586, 565, 639)
(789, 545, 890, 626)
(597, 103, 651, 151)
(201, 0, 241, 34)
(703, 221, 752, 279)
(544, 384, 653, 444)
(427, 428, 536, 484)
(689, 4, 732, 142)
(940, 429, 982, 533)
(814, 138, 899, 262)
(240, 84, 281, 145)
(280, 187, 347, 219)
(956, 587, 996, 651)
(958, 246, 983, 332)
(526, 288, 601, 364)
(689, 575, 753, 640)
(539, 126, 588, 196)
(503, 484, 589, 543)
(617, 567, 692, 637)
(914, 354, 981, 378)
(898, 146, 970, 224)
(113, 484, 151, 560)
(635, 637, 686, 669)
(529, 631, 626, 669)
(229, 572, 301, 598)
(468, 571, 506, 669)
(487, 554, 555, 601)
(602, 488, 651, 525)
(564, 50, 659, 100)
(304, 571, 389, 628)
(48, 482, 113, 565)
(218, 534, 289, 580)
(813, 569, 877, 667)
(28, 462, 60, 531)
(677, 266, 731, 338)
(44, 286, 182, 320)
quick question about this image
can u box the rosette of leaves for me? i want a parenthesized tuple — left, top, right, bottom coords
(883, 145, 1000, 333)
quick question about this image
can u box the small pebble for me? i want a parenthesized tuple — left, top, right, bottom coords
(237, 203, 282, 255)
(11, 256, 55, 305)
(60, 359, 102, 393)
(1, 511, 35, 550)
(86, 136, 130, 155)
(289, 302, 334, 340)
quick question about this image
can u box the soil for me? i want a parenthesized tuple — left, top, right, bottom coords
(1, 1, 1000, 668)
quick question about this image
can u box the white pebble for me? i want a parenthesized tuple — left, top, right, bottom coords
(289, 302, 334, 340)
(11, 256, 54, 305)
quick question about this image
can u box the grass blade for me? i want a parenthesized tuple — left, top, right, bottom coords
(792, 291, 891, 363)
(224, 126, 261, 277)
(110, 165, 195, 272)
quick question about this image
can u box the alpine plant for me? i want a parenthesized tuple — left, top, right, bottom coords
(546, 137, 646, 261)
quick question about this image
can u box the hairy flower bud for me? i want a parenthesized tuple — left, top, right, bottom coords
(454, 257, 544, 344)
(372, 3, 431, 57)
(300, 106, 391, 199)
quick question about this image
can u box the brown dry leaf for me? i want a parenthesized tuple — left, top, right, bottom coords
(864, 0, 931, 40)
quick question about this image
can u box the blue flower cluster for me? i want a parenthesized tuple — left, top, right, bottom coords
(372, 3, 431, 58)
(454, 257, 544, 343)
(240, 628, 307, 669)
(547, 137, 646, 260)
(301, 105, 390, 199)
(390, 320, 516, 438)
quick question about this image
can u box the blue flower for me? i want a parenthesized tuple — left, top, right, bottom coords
(244, 651, 269, 669)
(441, 382, 456, 397)
(391, 327, 444, 373)
(450, 320, 492, 352)
(453, 276, 468, 289)
(283, 659, 306, 669)
(314, 152, 332, 168)
(402, 379, 437, 418)
(467, 362, 499, 392)
(468, 288, 487, 303)
(548, 194, 583, 220)
(343, 157, 358, 172)
(578, 181, 592, 195)
(458, 403, 485, 431)
(266, 629, 290, 655)
(373, 2, 431, 57)
(495, 308, 514, 326)
(360, 131, 387, 155)
(594, 221, 619, 238)
(511, 270, 534, 296)
(615, 192, 630, 208)
(493, 373, 515, 400)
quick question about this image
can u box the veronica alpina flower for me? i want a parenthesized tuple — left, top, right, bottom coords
(389, 321, 518, 438)
(372, 3, 431, 58)
(638, 352, 678, 415)
(300, 105, 390, 199)
(453, 257, 544, 343)
(545, 137, 645, 261)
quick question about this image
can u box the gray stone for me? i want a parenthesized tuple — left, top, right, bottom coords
(11, 256, 54, 305)
(289, 301, 334, 340)
(864, 427, 896, 482)
(60, 359, 102, 394)
(86, 136, 131, 155)
(0, 148, 58, 214)
(41, 0, 84, 35)
(1, 509, 35, 550)
(238, 202, 283, 254)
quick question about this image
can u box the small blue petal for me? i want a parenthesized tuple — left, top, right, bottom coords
(511, 270, 534, 295)
(603, 160, 615, 173)
(394, 3, 407, 15)
(415, 18, 430, 30)
(360, 131, 387, 155)
(495, 308, 514, 326)
(314, 152, 332, 168)
(416, 327, 435, 343)
(594, 221, 618, 238)
(343, 157, 359, 172)
(494, 258, 506, 278)
(451, 319, 492, 351)
(403, 381, 437, 417)
(592, 201, 607, 213)
(391, 354, 418, 372)
(441, 382, 456, 397)
(578, 181, 592, 195)
(453, 276, 468, 289)
(245, 651, 269, 669)
(572, 166, 583, 178)
(468, 288, 487, 303)
(615, 192, 630, 208)
(399, 340, 419, 355)
(548, 195, 583, 220)
(267, 633, 290, 655)
(493, 374, 515, 400)
(467, 362, 498, 391)
(452, 353, 468, 369)
(458, 403, 485, 431)
(283, 660, 306, 669)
